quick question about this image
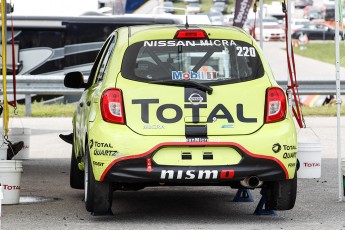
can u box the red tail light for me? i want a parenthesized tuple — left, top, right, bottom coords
(101, 88, 125, 124)
(265, 87, 287, 123)
(174, 29, 208, 39)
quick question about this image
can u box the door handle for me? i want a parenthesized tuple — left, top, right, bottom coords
(79, 102, 83, 107)
(86, 101, 91, 106)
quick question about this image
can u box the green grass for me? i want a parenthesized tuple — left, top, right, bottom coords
(293, 42, 345, 68)
(9, 103, 77, 117)
(300, 105, 345, 116)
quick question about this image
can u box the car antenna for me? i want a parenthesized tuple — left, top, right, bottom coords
(185, 15, 189, 29)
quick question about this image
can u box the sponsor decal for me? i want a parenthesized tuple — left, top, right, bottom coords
(160, 169, 235, 180)
(93, 161, 104, 167)
(283, 152, 297, 159)
(93, 149, 119, 157)
(172, 70, 218, 81)
(282, 145, 297, 159)
(272, 143, 282, 153)
(143, 40, 237, 47)
(132, 99, 257, 124)
(283, 145, 297, 150)
(288, 163, 296, 167)
(221, 124, 234, 128)
(143, 124, 165, 129)
(185, 137, 209, 142)
(303, 162, 321, 167)
(90, 139, 114, 149)
(173, 138, 221, 142)
(90, 139, 118, 157)
(3, 184, 20, 190)
(188, 93, 203, 105)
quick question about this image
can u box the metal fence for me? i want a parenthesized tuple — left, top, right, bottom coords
(1, 75, 344, 115)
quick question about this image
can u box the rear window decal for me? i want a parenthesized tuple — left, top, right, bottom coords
(172, 70, 219, 80)
(236, 47, 256, 57)
(144, 40, 237, 47)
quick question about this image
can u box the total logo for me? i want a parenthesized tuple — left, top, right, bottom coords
(89, 139, 114, 149)
(303, 162, 321, 167)
(272, 143, 282, 153)
(2, 184, 20, 190)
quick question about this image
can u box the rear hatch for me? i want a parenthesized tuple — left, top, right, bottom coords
(118, 30, 271, 136)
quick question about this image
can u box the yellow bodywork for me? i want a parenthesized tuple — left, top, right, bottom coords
(72, 24, 297, 182)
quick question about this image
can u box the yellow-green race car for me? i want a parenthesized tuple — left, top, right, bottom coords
(64, 24, 298, 214)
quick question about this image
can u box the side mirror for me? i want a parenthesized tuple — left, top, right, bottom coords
(64, 71, 86, 88)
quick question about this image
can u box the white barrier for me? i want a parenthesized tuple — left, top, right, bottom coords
(0, 160, 23, 204)
(297, 141, 322, 179)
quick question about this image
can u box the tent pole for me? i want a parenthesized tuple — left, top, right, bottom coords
(1, 0, 10, 137)
(334, 0, 343, 202)
(259, 0, 263, 49)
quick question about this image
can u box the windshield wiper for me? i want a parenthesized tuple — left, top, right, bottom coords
(151, 80, 213, 95)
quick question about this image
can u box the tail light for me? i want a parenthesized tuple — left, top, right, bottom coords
(101, 88, 125, 124)
(265, 87, 287, 123)
(174, 29, 208, 39)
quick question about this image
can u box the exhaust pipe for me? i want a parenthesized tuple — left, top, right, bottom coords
(240, 176, 263, 188)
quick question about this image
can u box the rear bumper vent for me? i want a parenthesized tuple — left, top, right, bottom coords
(203, 152, 213, 160)
(181, 152, 192, 160)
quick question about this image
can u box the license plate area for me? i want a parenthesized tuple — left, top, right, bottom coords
(153, 146, 242, 166)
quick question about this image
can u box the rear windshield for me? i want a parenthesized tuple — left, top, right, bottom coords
(121, 39, 264, 85)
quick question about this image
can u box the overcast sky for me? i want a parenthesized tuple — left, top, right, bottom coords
(10, 0, 99, 16)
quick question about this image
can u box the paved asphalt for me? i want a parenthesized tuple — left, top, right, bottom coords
(262, 41, 345, 81)
(0, 116, 344, 229)
(1, 40, 345, 229)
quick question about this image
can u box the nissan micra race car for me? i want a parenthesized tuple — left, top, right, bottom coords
(64, 24, 298, 214)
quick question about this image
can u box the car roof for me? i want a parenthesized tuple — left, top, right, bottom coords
(11, 14, 184, 26)
(117, 24, 253, 43)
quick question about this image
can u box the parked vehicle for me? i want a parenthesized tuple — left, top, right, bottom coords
(243, 17, 285, 41)
(303, 6, 323, 20)
(213, 0, 230, 3)
(208, 11, 225, 25)
(184, 0, 200, 3)
(291, 18, 310, 33)
(163, 1, 175, 13)
(254, 24, 286, 41)
(64, 24, 298, 214)
(2, 15, 182, 76)
(292, 23, 344, 40)
(186, 2, 202, 14)
(294, 0, 313, 9)
(210, 2, 228, 13)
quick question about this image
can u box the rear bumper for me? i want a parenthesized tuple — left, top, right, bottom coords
(101, 142, 288, 184)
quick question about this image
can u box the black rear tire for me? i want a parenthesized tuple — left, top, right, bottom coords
(265, 172, 297, 211)
(85, 146, 113, 213)
(70, 147, 84, 189)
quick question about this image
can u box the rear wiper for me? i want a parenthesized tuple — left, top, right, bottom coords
(151, 80, 213, 95)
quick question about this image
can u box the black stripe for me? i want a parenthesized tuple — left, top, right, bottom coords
(185, 125, 207, 138)
(184, 88, 208, 141)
